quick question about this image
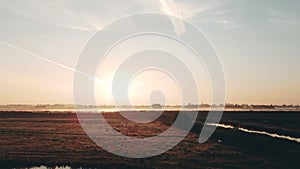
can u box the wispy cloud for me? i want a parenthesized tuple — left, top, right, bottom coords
(159, 0, 186, 36)
(267, 8, 300, 34)
(178, 0, 235, 19)
(59, 24, 97, 31)
(0, 1, 103, 32)
(267, 9, 300, 25)
(173, 0, 239, 30)
(158, 0, 239, 35)
(0, 0, 239, 33)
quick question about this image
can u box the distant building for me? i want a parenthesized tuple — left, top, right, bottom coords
(151, 103, 163, 109)
(184, 103, 199, 109)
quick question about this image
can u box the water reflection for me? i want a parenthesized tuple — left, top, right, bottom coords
(206, 123, 300, 143)
(29, 166, 71, 169)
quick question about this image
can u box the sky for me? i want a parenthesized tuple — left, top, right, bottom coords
(0, 0, 299, 105)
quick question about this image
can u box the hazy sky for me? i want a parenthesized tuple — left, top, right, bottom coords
(0, 0, 299, 105)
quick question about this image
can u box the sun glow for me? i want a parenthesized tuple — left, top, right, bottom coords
(94, 74, 114, 105)
(128, 69, 182, 105)
(94, 69, 182, 106)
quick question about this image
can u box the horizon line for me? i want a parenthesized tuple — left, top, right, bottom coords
(0, 103, 299, 107)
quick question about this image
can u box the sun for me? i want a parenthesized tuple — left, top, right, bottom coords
(94, 74, 114, 105)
